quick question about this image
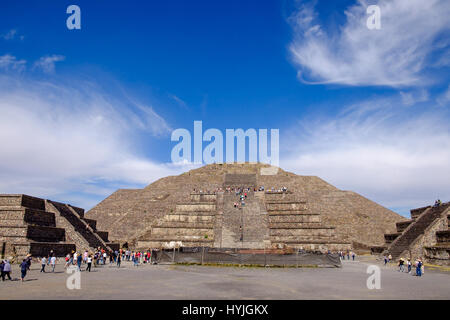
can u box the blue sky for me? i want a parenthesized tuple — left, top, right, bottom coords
(0, 0, 449, 216)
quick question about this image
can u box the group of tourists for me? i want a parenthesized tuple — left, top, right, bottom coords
(383, 254, 425, 277)
(1, 254, 40, 282)
(233, 188, 250, 208)
(266, 186, 288, 193)
(192, 188, 222, 194)
(40, 254, 57, 273)
(339, 251, 356, 260)
(191, 185, 289, 195)
(61, 248, 159, 271)
(0, 247, 161, 283)
(433, 199, 442, 207)
(398, 258, 424, 277)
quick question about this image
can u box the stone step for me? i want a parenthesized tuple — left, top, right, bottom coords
(269, 223, 329, 229)
(155, 222, 215, 229)
(144, 236, 215, 242)
(269, 215, 321, 223)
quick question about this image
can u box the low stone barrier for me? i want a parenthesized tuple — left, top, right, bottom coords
(156, 247, 342, 268)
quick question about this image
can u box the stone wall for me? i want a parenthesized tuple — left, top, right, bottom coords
(224, 173, 256, 186)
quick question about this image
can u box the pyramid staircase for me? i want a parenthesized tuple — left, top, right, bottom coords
(373, 202, 450, 261)
(136, 173, 350, 252)
(46, 200, 119, 252)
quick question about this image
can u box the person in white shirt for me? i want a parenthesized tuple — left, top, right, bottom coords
(40, 257, 47, 273)
(50, 256, 57, 272)
(86, 256, 92, 272)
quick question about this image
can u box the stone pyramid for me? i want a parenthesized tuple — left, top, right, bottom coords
(86, 163, 405, 250)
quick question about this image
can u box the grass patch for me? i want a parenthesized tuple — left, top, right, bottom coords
(424, 263, 450, 272)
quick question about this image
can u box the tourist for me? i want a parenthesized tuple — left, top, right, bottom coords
(50, 255, 56, 272)
(86, 255, 92, 272)
(1, 260, 12, 281)
(69, 251, 74, 266)
(383, 255, 388, 265)
(346, 251, 350, 260)
(73, 251, 78, 265)
(420, 258, 425, 276)
(351, 252, 356, 261)
(40, 256, 47, 273)
(103, 251, 107, 265)
(109, 251, 114, 264)
(83, 250, 88, 264)
(416, 259, 423, 277)
(388, 254, 392, 263)
(26, 254, 32, 270)
(117, 253, 121, 268)
(398, 258, 405, 272)
(64, 254, 70, 268)
(407, 259, 412, 273)
(20, 259, 28, 282)
(77, 253, 82, 271)
(0, 260, 4, 281)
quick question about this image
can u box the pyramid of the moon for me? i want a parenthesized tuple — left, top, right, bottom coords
(86, 163, 406, 250)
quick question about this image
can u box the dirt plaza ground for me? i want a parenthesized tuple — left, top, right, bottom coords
(0, 256, 449, 300)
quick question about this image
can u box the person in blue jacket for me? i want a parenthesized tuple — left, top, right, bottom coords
(20, 259, 28, 282)
(76, 254, 82, 271)
(416, 259, 423, 277)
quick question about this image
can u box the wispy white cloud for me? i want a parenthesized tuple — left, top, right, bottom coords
(0, 29, 23, 41)
(281, 96, 450, 213)
(437, 84, 450, 106)
(0, 73, 178, 209)
(33, 55, 65, 73)
(289, 0, 450, 87)
(0, 54, 26, 72)
(169, 94, 189, 110)
(399, 89, 429, 106)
